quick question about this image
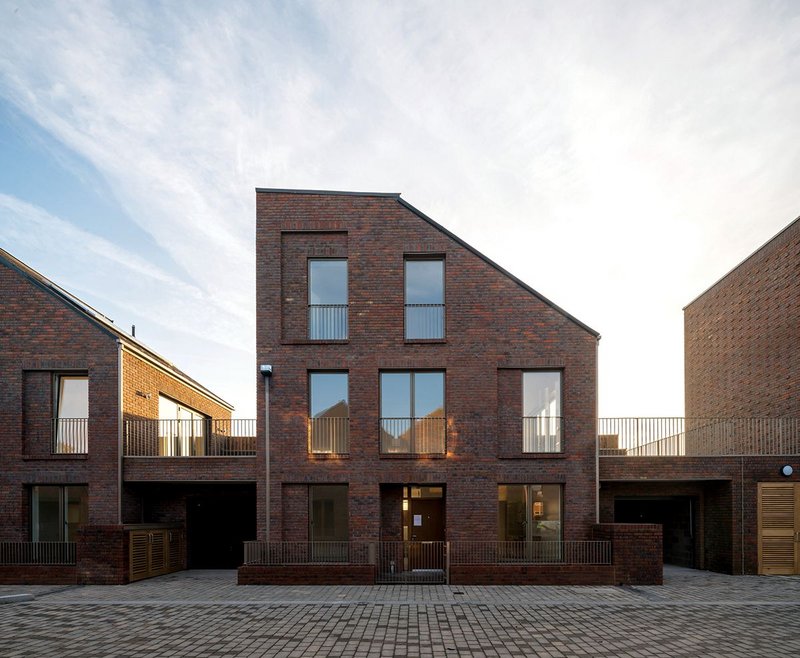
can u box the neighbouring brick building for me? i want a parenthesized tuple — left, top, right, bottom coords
(599, 215, 800, 575)
(0, 248, 256, 584)
(246, 188, 660, 586)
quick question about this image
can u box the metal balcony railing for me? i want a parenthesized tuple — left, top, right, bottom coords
(0, 541, 76, 565)
(522, 416, 563, 453)
(309, 417, 349, 454)
(380, 417, 446, 454)
(124, 419, 256, 456)
(598, 417, 800, 457)
(308, 304, 348, 340)
(405, 303, 445, 339)
(52, 418, 88, 454)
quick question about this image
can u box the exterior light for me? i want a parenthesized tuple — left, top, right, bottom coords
(780, 464, 793, 477)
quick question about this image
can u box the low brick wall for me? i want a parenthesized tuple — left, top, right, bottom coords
(239, 564, 375, 585)
(592, 523, 662, 585)
(77, 525, 129, 585)
(0, 566, 78, 585)
(450, 564, 615, 586)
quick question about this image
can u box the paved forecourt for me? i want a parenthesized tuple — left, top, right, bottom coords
(1, 566, 799, 657)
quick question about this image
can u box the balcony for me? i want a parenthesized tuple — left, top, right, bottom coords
(309, 416, 349, 454)
(380, 417, 446, 455)
(308, 304, 348, 340)
(404, 303, 445, 339)
(522, 416, 562, 453)
(124, 419, 256, 457)
(598, 417, 800, 457)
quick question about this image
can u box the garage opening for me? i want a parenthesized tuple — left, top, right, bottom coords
(615, 496, 697, 568)
(187, 491, 256, 568)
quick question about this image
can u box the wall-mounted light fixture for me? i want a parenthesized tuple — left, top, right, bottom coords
(135, 390, 151, 399)
(780, 464, 794, 477)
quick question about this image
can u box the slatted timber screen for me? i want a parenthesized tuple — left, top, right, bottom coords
(758, 483, 800, 575)
(128, 528, 186, 582)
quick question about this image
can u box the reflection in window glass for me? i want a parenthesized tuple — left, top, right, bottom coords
(309, 373, 349, 453)
(158, 395, 206, 456)
(55, 376, 88, 454)
(380, 372, 445, 454)
(498, 484, 562, 542)
(309, 485, 348, 561)
(309, 260, 348, 340)
(31, 485, 88, 542)
(405, 259, 444, 339)
(522, 372, 562, 453)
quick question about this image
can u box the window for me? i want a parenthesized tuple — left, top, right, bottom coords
(405, 258, 444, 339)
(31, 485, 88, 542)
(498, 484, 562, 543)
(380, 371, 445, 454)
(308, 259, 348, 339)
(158, 395, 207, 456)
(309, 485, 348, 561)
(54, 375, 88, 454)
(309, 372, 349, 454)
(522, 371, 562, 452)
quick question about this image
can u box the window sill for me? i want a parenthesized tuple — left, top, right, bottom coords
(403, 338, 446, 344)
(308, 453, 350, 460)
(497, 453, 565, 459)
(281, 339, 349, 345)
(23, 454, 89, 461)
(380, 453, 447, 459)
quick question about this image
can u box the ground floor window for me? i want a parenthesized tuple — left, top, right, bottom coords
(309, 485, 348, 543)
(31, 485, 88, 541)
(498, 484, 562, 542)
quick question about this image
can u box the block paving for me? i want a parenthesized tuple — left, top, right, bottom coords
(1, 566, 799, 657)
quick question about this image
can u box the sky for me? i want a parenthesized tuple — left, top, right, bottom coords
(0, 0, 798, 419)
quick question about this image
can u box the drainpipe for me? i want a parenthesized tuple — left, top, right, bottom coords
(117, 340, 123, 525)
(260, 365, 273, 541)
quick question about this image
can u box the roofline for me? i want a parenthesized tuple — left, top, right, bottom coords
(0, 247, 235, 411)
(396, 198, 601, 338)
(683, 213, 800, 310)
(256, 187, 400, 198)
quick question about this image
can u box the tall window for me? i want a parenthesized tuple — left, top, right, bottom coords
(308, 259, 348, 340)
(380, 371, 445, 454)
(405, 259, 444, 339)
(309, 485, 348, 561)
(309, 372, 349, 454)
(498, 484, 562, 542)
(522, 371, 562, 452)
(55, 375, 88, 454)
(158, 395, 207, 456)
(31, 485, 88, 542)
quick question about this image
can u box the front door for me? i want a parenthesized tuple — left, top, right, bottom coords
(405, 485, 445, 571)
(758, 482, 800, 575)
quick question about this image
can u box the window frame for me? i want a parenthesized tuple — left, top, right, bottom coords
(308, 371, 350, 454)
(307, 258, 349, 341)
(30, 484, 88, 542)
(521, 370, 563, 454)
(157, 394, 208, 456)
(497, 483, 563, 543)
(404, 256, 445, 340)
(379, 370, 446, 455)
(53, 372, 88, 454)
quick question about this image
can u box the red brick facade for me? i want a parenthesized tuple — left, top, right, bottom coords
(255, 190, 600, 547)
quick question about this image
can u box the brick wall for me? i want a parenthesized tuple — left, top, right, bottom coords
(592, 523, 662, 585)
(76, 525, 128, 584)
(238, 564, 375, 585)
(685, 217, 799, 419)
(256, 191, 599, 546)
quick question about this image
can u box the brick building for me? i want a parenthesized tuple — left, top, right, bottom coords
(599, 216, 800, 575)
(243, 188, 660, 586)
(0, 248, 257, 584)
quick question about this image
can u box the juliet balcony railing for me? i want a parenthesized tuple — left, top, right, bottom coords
(0, 541, 77, 565)
(405, 303, 445, 339)
(52, 418, 88, 454)
(522, 416, 563, 453)
(124, 419, 257, 457)
(309, 416, 350, 454)
(599, 417, 800, 457)
(380, 417, 446, 455)
(308, 304, 348, 340)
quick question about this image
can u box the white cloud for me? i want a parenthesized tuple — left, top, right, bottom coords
(0, 0, 798, 416)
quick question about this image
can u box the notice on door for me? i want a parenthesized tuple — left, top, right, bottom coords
(413, 514, 422, 526)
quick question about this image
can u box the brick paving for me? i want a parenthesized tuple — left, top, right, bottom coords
(1, 566, 799, 657)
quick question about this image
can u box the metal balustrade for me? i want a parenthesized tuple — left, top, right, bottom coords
(380, 417, 446, 454)
(53, 418, 88, 454)
(405, 304, 445, 339)
(124, 419, 257, 456)
(599, 417, 800, 457)
(309, 416, 349, 454)
(309, 304, 348, 340)
(0, 541, 76, 565)
(522, 416, 562, 453)
(449, 541, 611, 565)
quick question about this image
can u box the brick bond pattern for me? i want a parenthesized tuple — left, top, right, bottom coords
(255, 191, 600, 547)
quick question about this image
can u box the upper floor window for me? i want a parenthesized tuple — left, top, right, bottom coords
(158, 395, 207, 456)
(309, 259, 348, 340)
(405, 258, 444, 339)
(54, 375, 88, 454)
(309, 372, 349, 454)
(380, 371, 445, 454)
(522, 371, 562, 453)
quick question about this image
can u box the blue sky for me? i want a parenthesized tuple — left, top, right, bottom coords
(1, 0, 798, 418)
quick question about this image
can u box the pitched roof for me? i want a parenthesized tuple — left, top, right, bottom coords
(0, 247, 234, 410)
(256, 187, 600, 338)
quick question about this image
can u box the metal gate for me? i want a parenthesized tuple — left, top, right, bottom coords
(375, 541, 447, 584)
